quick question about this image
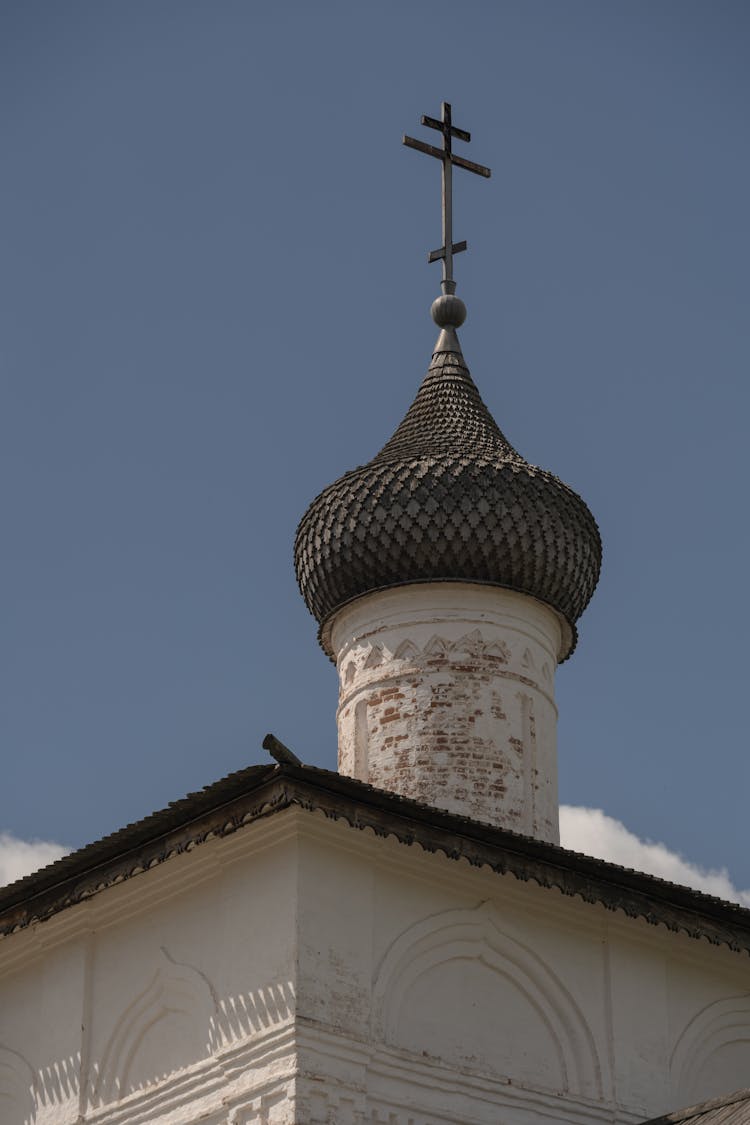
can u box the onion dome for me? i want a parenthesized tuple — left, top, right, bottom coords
(294, 294, 601, 661)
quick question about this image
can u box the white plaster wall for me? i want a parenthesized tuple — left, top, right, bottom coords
(0, 816, 301, 1125)
(2, 807, 750, 1125)
(331, 583, 564, 841)
(294, 812, 750, 1125)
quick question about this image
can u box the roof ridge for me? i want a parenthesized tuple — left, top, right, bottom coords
(3, 761, 750, 951)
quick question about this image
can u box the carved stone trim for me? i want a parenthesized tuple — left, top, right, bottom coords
(2, 765, 750, 957)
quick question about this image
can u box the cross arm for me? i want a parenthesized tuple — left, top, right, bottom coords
(451, 152, 491, 178)
(428, 240, 467, 263)
(403, 135, 491, 178)
(421, 114, 471, 143)
(402, 135, 444, 161)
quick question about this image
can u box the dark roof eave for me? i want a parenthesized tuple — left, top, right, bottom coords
(2, 763, 750, 955)
(640, 1086, 750, 1125)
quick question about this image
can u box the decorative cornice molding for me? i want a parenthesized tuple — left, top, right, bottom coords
(2, 764, 750, 958)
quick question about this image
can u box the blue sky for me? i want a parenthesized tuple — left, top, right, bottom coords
(2, 2, 749, 891)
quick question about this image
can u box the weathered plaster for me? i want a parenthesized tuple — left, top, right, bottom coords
(331, 583, 563, 840)
(1, 808, 750, 1123)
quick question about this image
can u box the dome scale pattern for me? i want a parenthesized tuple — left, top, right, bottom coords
(294, 326, 601, 661)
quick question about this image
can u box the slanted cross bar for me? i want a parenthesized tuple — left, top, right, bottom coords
(403, 102, 491, 292)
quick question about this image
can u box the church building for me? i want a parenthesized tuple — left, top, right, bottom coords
(1, 104, 749, 1125)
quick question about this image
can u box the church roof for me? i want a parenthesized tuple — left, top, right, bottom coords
(2, 760, 749, 955)
(642, 1088, 750, 1125)
(294, 308, 601, 661)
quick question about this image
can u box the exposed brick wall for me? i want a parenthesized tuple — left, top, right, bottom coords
(330, 584, 562, 842)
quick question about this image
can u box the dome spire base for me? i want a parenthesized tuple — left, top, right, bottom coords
(431, 286, 467, 354)
(433, 325, 462, 355)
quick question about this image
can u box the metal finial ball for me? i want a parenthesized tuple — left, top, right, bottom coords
(431, 293, 467, 328)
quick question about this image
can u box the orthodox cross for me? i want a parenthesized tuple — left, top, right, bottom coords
(403, 102, 491, 294)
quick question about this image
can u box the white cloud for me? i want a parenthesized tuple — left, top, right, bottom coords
(560, 806, 750, 908)
(0, 833, 69, 889)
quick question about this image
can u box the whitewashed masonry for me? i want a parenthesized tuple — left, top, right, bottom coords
(332, 582, 563, 842)
(2, 799, 750, 1125)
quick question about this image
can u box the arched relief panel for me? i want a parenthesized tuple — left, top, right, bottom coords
(372, 902, 601, 1099)
(0, 1046, 36, 1125)
(671, 994, 750, 1105)
(89, 947, 218, 1109)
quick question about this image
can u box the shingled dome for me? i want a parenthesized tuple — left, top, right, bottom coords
(294, 300, 601, 661)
